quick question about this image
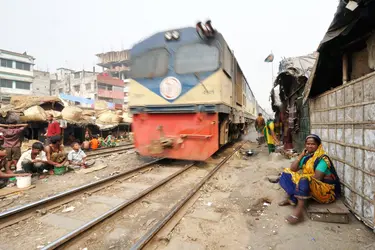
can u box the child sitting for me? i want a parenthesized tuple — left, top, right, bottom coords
(67, 141, 94, 170)
(90, 135, 100, 150)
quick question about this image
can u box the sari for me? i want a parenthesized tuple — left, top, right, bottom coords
(264, 120, 275, 153)
(279, 144, 341, 204)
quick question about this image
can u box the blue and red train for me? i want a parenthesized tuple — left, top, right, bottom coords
(129, 21, 266, 161)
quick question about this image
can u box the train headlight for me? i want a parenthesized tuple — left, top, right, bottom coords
(172, 31, 180, 40)
(165, 32, 172, 40)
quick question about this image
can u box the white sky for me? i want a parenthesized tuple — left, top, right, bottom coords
(0, 0, 339, 112)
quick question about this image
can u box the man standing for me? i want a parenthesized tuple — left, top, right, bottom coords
(255, 113, 266, 144)
(45, 114, 61, 146)
(0, 123, 28, 174)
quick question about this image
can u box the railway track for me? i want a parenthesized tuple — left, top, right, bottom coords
(0, 158, 162, 230)
(0, 142, 245, 250)
(85, 143, 135, 158)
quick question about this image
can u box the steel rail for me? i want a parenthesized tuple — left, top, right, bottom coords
(130, 143, 244, 250)
(41, 162, 196, 250)
(0, 158, 162, 227)
(86, 144, 135, 157)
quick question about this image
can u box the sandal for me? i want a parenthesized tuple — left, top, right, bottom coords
(285, 215, 302, 225)
(278, 199, 295, 206)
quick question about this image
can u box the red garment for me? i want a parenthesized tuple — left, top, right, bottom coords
(47, 121, 61, 137)
(0, 127, 24, 148)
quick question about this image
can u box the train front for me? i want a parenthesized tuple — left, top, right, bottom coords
(129, 23, 221, 161)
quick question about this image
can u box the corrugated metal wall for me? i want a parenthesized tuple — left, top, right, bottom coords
(309, 72, 375, 229)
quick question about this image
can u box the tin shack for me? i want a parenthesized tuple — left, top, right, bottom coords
(271, 54, 316, 152)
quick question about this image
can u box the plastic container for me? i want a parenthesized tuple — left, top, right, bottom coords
(54, 166, 66, 175)
(16, 176, 31, 189)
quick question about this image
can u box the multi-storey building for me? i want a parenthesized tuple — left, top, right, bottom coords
(96, 50, 130, 109)
(50, 69, 97, 99)
(32, 70, 51, 96)
(0, 49, 34, 104)
(97, 73, 124, 109)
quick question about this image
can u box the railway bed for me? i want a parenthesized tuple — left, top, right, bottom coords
(0, 142, 245, 250)
(85, 143, 135, 158)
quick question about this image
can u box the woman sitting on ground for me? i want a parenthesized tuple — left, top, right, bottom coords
(278, 134, 341, 224)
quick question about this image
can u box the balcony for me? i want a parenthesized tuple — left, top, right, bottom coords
(97, 74, 124, 87)
(98, 89, 124, 99)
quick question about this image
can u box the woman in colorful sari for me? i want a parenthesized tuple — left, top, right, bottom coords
(278, 134, 341, 224)
(263, 119, 279, 153)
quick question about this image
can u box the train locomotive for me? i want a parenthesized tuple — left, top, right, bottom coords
(129, 21, 264, 161)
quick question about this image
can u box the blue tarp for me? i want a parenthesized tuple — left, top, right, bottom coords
(59, 93, 115, 109)
(59, 94, 94, 105)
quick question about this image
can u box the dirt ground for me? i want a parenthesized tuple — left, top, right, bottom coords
(149, 141, 375, 250)
(1, 137, 374, 250)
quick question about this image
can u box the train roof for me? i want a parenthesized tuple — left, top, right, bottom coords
(130, 27, 225, 57)
(130, 25, 268, 114)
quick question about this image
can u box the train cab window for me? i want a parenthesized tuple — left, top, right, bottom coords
(131, 48, 169, 78)
(175, 44, 219, 74)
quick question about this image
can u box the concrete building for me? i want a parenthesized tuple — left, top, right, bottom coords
(50, 68, 124, 109)
(96, 50, 130, 108)
(97, 73, 124, 109)
(0, 49, 34, 103)
(32, 70, 51, 96)
(50, 69, 97, 100)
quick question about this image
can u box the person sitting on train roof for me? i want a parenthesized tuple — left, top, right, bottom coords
(16, 142, 50, 176)
(67, 141, 95, 170)
(0, 149, 31, 188)
(44, 135, 67, 174)
(263, 119, 279, 153)
(278, 134, 341, 224)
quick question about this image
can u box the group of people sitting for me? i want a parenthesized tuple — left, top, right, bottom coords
(0, 132, 94, 186)
(82, 130, 116, 151)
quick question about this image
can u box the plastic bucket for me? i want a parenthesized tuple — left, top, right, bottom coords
(16, 176, 31, 189)
(54, 166, 66, 175)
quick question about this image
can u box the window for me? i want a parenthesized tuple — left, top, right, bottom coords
(175, 44, 219, 74)
(74, 72, 81, 79)
(1, 59, 13, 68)
(58, 88, 63, 93)
(131, 48, 169, 78)
(113, 98, 123, 104)
(85, 83, 91, 90)
(0, 79, 13, 88)
(74, 85, 80, 92)
(113, 86, 122, 92)
(15, 61, 31, 71)
(15, 81, 31, 90)
(98, 84, 112, 91)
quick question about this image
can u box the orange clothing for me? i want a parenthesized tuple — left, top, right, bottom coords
(90, 139, 99, 150)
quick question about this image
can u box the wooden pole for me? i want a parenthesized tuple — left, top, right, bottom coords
(343, 53, 348, 84)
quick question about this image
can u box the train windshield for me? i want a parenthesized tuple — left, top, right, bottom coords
(175, 44, 219, 74)
(131, 48, 169, 78)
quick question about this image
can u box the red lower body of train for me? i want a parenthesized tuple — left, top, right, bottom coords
(132, 112, 220, 161)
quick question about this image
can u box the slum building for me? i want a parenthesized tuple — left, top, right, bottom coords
(271, 54, 317, 152)
(304, 0, 375, 230)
